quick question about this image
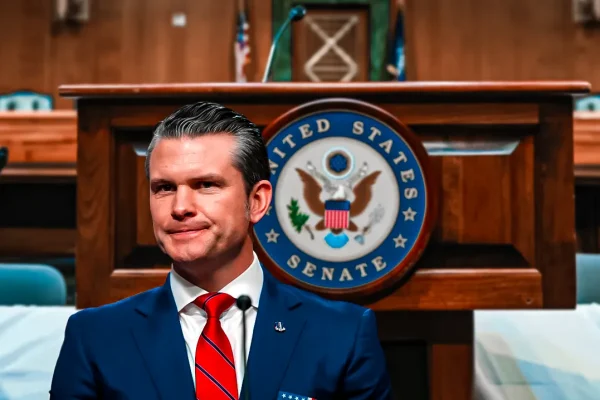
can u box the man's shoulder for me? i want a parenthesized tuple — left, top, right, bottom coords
(67, 286, 163, 328)
(275, 279, 370, 322)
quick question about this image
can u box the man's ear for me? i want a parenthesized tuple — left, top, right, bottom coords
(248, 179, 273, 224)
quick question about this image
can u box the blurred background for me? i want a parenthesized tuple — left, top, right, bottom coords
(1, 1, 600, 399)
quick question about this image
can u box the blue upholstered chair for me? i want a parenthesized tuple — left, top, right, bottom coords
(0, 91, 53, 111)
(575, 253, 600, 304)
(575, 94, 600, 112)
(0, 264, 67, 306)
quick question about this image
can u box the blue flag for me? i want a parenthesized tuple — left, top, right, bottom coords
(387, 8, 406, 81)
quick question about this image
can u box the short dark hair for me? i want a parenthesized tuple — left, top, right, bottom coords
(145, 101, 270, 195)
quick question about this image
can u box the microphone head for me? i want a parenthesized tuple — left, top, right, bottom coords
(289, 5, 307, 22)
(236, 295, 252, 311)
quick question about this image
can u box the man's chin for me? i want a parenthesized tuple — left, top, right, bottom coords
(168, 250, 210, 265)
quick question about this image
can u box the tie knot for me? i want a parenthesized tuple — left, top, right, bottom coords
(194, 292, 236, 318)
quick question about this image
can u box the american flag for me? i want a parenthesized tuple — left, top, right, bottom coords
(324, 200, 350, 229)
(234, 3, 251, 83)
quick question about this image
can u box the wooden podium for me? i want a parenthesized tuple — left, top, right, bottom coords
(60, 82, 589, 399)
(0, 111, 77, 260)
(574, 111, 600, 252)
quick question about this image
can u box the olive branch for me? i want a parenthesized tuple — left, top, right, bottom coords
(287, 198, 314, 239)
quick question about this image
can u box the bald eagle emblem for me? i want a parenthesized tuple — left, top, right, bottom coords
(288, 157, 385, 249)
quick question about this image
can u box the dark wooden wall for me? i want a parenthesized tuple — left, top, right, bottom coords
(404, 0, 600, 87)
(1, 0, 600, 111)
(0, 0, 272, 109)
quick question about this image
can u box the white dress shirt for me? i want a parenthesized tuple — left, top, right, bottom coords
(170, 252, 263, 396)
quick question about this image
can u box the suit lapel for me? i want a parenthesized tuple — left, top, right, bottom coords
(241, 269, 306, 400)
(131, 276, 195, 400)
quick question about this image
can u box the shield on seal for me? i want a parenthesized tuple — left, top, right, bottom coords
(324, 199, 350, 229)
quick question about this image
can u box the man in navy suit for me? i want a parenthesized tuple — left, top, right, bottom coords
(51, 102, 393, 400)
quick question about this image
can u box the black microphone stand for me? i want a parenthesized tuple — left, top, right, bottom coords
(236, 295, 252, 400)
(262, 5, 307, 82)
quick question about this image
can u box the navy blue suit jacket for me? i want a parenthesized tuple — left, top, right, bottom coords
(50, 267, 392, 399)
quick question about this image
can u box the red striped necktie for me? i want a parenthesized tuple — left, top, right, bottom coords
(194, 292, 238, 400)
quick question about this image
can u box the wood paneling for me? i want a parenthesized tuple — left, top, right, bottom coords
(106, 267, 542, 309)
(536, 101, 577, 307)
(2, 0, 600, 104)
(428, 340, 473, 400)
(574, 111, 600, 253)
(0, 111, 76, 164)
(75, 105, 113, 307)
(0, 228, 75, 257)
(61, 81, 586, 310)
(58, 81, 592, 96)
(404, 0, 600, 89)
(79, 102, 542, 127)
(0, 0, 272, 110)
(574, 111, 600, 168)
(0, 111, 77, 258)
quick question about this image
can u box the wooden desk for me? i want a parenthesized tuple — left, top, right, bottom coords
(574, 111, 600, 183)
(574, 111, 600, 252)
(0, 111, 77, 258)
(61, 81, 587, 400)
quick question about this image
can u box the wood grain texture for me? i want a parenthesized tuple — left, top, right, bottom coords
(536, 101, 576, 308)
(3, 0, 600, 106)
(0, 0, 273, 110)
(425, 311, 474, 400)
(108, 103, 541, 128)
(59, 81, 591, 97)
(0, 166, 75, 182)
(75, 103, 113, 309)
(136, 154, 156, 246)
(367, 269, 542, 310)
(428, 135, 535, 267)
(114, 138, 140, 267)
(106, 268, 542, 310)
(404, 0, 600, 90)
(0, 111, 77, 258)
(69, 83, 582, 312)
(380, 311, 474, 400)
(0, 228, 75, 257)
(573, 111, 600, 252)
(429, 341, 473, 400)
(574, 111, 600, 167)
(376, 310, 475, 399)
(0, 111, 76, 163)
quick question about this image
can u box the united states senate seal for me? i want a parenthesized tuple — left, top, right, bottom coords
(253, 99, 437, 301)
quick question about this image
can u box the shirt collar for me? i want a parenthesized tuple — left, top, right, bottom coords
(170, 252, 263, 313)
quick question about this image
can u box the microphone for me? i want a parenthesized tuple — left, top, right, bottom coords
(0, 147, 8, 174)
(262, 5, 307, 82)
(236, 295, 252, 400)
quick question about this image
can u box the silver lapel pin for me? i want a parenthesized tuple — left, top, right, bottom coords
(274, 321, 286, 332)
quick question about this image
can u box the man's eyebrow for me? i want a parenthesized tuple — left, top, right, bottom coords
(195, 173, 225, 182)
(149, 174, 225, 185)
(149, 178, 171, 186)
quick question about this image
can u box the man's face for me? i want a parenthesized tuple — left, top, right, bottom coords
(148, 134, 255, 264)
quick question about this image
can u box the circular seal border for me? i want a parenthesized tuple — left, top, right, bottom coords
(252, 98, 439, 302)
